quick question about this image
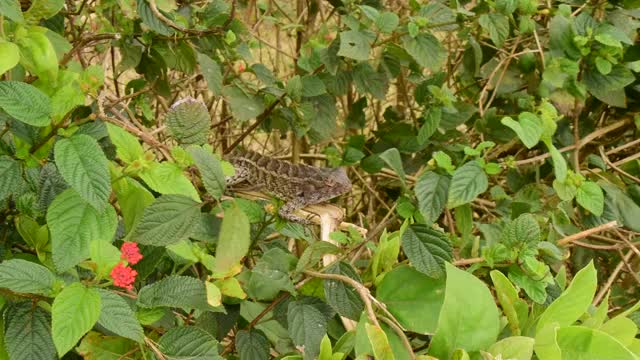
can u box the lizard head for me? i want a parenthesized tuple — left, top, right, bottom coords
(320, 167, 352, 199)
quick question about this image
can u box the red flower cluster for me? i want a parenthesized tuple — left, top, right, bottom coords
(110, 242, 144, 290)
(110, 263, 137, 290)
(120, 242, 143, 264)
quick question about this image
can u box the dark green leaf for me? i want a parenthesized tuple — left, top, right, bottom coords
(132, 194, 201, 246)
(0, 259, 55, 296)
(415, 171, 449, 224)
(353, 62, 387, 100)
(447, 161, 488, 208)
(5, 302, 56, 360)
(157, 326, 222, 359)
(288, 298, 329, 359)
(222, 85, 265, 121)
(137, 275, 212, 311)
(584, 65, 635, 108)
(324, 262, 365, 320)
(479, 13, 509, 47)
(402, 33, 446, 71)
(236, 329, 270, 360)
(166, 97, 210, 145)
(378, 148, 406, 187)
(0, 81, 51, 127)
(0, 155, 22, 201)
(401, 224, 452, 278)
(97, 289, 144, 343)
(188, 145, 226, 199)
(137, 0, 174, 36)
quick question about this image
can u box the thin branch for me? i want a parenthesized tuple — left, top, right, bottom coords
(558, 221, 620, 247)
(599, 146, 640, 184)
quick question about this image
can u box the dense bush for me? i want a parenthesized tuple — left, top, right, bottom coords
(1, 0, 640, 359)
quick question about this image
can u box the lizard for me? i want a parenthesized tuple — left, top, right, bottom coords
(224, 149, 352, 224)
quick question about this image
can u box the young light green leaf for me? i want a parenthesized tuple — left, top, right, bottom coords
(0, 41, 20, 75)
(556, 326, 636, 360)
(166, 97, 210, 146)
(0, 156, 22, 201)
(96, 289, 144, 342)
(544, 140, 567, 182)
(324, 262, 365, 320)
(0, 81, 51, 127)
(401, 224, 452, 278)
(415, 171, 449, 224)
(378, 148, 406, 187)
(402, 33, 446, 71)
(47, 189, 117, 272)
(112, 177, 155, 232)
(577, 181, 604, 216)
(54, 134, 111, 211)
(137, 275, 212, 311)
(15, 29, 58, 82)
(338, 30, 371, 61)
(0, 0, 24, 22)
(214, 202, 251, 275)
(52, 283, 101, 356)
(157, 326, 222, 359)
(106, 122, 144, 164)
(501, 112, 543, 148)
(487, 336, 534, 360)
(236, 329, 270, 360)
(0, 259, 55, 296)
(428, 263, 500, 359)
(5, 302, 56, 360)
(132, 194, 201, 246)
(139, 162, 200, 201)
(197, 53, 223, 95)
(365, 324, 394, 360)
(490, 271, 528, 335)
(23, 0, 64, 22)
(447, 161, 488, 208)
(187, 145, 225, 199)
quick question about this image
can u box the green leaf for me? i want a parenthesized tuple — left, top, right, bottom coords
(96, 289, 144, 342)
(47, 189, 117, 272)
(490, 271, 528, 335)
(501, 112, 543, 148)
(324, 262, 365, 320)
(157, 326, 222, 359)
(295, 241, 339, 273)
(0, 0, 24, 22)
(556, 326, 636, 360)
(301, 75, 327, 97)
(236, 329, 270, 360)
(0, 259, 55, 296)
(5, 302, 56, 360)
(338, 30, 371, 61)
(447, 161, 488, 208)
(402, 33, 446, 71)
(584, 65, 635, 108)
(166, 97, 210, 146)
(545, 141, 567, 182)
(378, 148, 406, 187)
(132, 194, 201, 246)
(52, 283, 101, 356)
(502, 213, 540, 251)
(137, 275, 212, 311)
(139, 162, 200, 201)
(106, 122, 144, 165)
(479, 13, 509, 47)
(376, 12, 399, 33)
(137, 0, 174, 36)
(288, 298, 329, 359)
(197, 53, 223, 95)
(15, 27, 58, 82)
(401, 224, 452, 278)
(245, 248, 297, 300)
(415, 171, 449, 224)
(417, 108, 441, 145)
(365, 324, 394, 360)
(595, 57, 612, 75)
(487, 336, 535, 360)
(222, 85, 265, 121)
(600, 316, 637, 346)
(0, 156, 22, 201)
(112, 177, 154, 232)
(54, 134, 111, 210)
(0, 81, 51, 126)
(428, 263, 500, 359)
(0, 41, 20, 75)
(23, 0, 63, 22)
(214, 202, 251, 275)
(352, 62, 387, 100)
(577, 181, 604, 216)
(376, 265, 446, 334)
(90, 240, 120, 279)
(187, 146, 226, 199)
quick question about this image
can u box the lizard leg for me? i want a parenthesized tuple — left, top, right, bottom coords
(279, 197, 312, 224)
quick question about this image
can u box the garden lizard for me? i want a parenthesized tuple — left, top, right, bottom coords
(225, 149, 352, 223)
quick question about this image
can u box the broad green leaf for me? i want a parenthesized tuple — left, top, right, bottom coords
(0, 156, 22, 201)
(417, 108, 441, 145)
(0, 0, 23, 22)
(478, 13, 509, 47)
(599, 316, 637, 346)
(508, 265, 548, 304)
(338, 30, 371, 61)
(0, 81, 51, 126)
(365, 324, 394, 360)
(378, 148, 406, 187)
(556, 326, 636, 360)
(96, 289, 144, 343)
(429, 263, 500, 359)
(187, 145, 225, 199)
(23, 0, 63, 22)
(76, 332, 137, 359)
(112, 176, 154, 232)
(197, 53, 223, 95)
(553, 178, 577, 201)
(415, 171, 449, 224)
(307, 94, 338, 144)
(137, 275, 212, 311)
(222, 85, 265, 121)
(501, 112, 543, 148)
(502, 213, 540, 251)
(301, 75, 327, 97)
(157, 326, 222, 359)
(245, 248, 297, 301)
(545, 141, 567, 182)
(401, 224, 452, 278)
(548, 15, 581, 60)
(236, 329, 270, 360)
(214, 202, 250, 275)
(0, 259, 55, 296)
(353, 62, 387, 100)
(137, 0, 174, 36)
(5, 302, 56, 360)
(324, 262, 365, 320)
(52, 283, 101, 356)
(490, 271, 528, 335)
(295, 241, 339, 273)
(288, 298, 329, 359)
(139, 162, 200, 201)
(376, 12, 399, 33)
(402, 33, 446, 71)
(584, 65, 635, 108)
(166, 97, 210, 145)
(89, 240, 120, 279)
(0, 41, 20, 75)
(15, 28, 58, 83)
(577, 181, 604, 216)
(601, 183, 640, 232)
(132, 194, 201, 246)
(487, 336, 534, 360)
(47, 189, 117, 272)
(106, 122, 144, 164)
(376, 265, 446, 334)
(54, 134, 111, 210)
(447, 161, 488, 208)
